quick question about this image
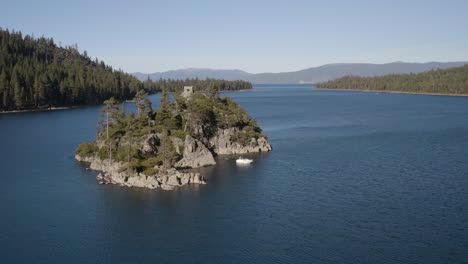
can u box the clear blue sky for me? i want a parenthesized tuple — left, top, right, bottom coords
(2, 0, 468, 73)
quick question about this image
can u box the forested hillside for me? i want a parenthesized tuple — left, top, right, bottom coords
(316, 65, 468, 95)
(0, 28, 143, 111)
(0, 29, 252, 111)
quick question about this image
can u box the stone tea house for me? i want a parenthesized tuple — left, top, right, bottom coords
(182, 86, 194, 97)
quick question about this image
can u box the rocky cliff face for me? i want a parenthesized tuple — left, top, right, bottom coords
(175, 135, 216, 168)
(210, 128, 272, 155)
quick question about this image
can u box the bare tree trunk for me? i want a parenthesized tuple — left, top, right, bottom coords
(107, 112, 111, 165)
(163, 137, 166, 171)
(162, 135, 168, 172)
(106, 112, 109, 139)
(110, 143, 112, 164)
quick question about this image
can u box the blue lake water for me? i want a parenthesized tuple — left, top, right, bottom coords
(1, 84, 467, 263)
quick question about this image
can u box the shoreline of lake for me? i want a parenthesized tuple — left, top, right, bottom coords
(0, 106, 71, 114)
(315, 88, 468, 97)
(0, 89, 257, 114)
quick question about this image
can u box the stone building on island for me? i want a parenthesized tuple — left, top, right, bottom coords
(181, 86, 194, 97)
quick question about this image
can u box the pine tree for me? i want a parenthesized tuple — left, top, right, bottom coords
(134, 90, 152, 116)
(0, 71, 8, 109)
(160, 87, 169, 109)
(158, 128, 175, 172)
(11, 68, 24, 108)
(207, 82, 219, 100)
(100, 97, 121, 164)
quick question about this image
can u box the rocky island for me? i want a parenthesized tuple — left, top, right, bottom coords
(75, 86, 272, 190)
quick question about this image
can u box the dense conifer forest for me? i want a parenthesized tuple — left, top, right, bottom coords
(142, 78, 252, 94)
(0, 28, 143, 111)
(0, 28, 252, 111)
(316, 65, 468, 95)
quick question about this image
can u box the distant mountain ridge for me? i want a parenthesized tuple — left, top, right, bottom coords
(133, 68, 251, 82)
(133, 62, 468, 84)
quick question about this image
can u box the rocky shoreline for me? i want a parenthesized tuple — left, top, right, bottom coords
(76, 155, 206, 190)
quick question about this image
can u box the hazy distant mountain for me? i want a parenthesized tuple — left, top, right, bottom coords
(133, 62, 468, 84)
(133, 68, 252, 82)
(245, 62, 468, 84)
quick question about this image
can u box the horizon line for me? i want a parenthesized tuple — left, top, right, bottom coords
(132, 60, 468, 75)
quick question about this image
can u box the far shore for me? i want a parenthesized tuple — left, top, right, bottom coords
(314, 88, 468, 97)
(236, 88, 259, 92)
(1, 88, 258, 114)
(0, 106, 71, 114)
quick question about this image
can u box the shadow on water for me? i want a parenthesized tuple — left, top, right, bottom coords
(192, 151, 272, 180)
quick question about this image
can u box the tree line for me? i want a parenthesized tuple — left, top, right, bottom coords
(142, 78, 252, 94)
(0, 28, 252, 111)
(316, 65, 468, 95)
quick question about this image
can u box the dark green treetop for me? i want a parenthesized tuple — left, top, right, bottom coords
(134, 90, 152, 116)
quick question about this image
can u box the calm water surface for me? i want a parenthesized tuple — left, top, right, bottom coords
(1, 85, 467, 263)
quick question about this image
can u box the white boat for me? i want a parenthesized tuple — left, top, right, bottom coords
(236, 157, 253, 164)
